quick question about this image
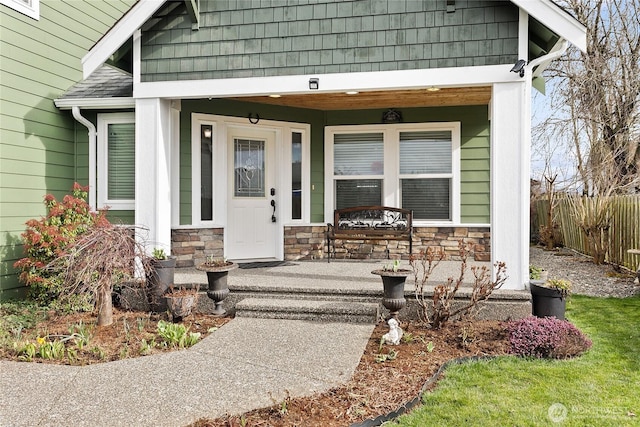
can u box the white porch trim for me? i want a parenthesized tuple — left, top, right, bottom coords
(135, 98, 176, 255)
(491, 81, 529, 291)
(135, 64, 522, 100)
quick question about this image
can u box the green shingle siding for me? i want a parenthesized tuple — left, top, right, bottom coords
(141, 0, 519, 82)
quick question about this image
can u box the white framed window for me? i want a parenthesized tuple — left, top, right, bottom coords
(97, 113, 135, 210)
(1, 0, 39, 20)
(325, 123, 460, 225)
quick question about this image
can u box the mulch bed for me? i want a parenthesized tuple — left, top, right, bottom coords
(191, 319, 510, 427)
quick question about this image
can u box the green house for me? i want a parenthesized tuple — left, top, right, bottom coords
(1, 0, 586, 297)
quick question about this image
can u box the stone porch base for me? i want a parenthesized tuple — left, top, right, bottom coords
(171, 225, 491, 266)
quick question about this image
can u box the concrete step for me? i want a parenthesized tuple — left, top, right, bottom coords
(235, 297, 380, 323)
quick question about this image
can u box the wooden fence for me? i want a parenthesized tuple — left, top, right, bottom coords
(534, 195, 640, 272)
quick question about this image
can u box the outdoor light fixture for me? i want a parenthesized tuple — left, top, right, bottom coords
(309, 78, 319, 90)
(268, 94, 281, 98)
(510, 59, 526, 77)
(426, 86, 440, 92)
(345, 91, 359, 95)
(203, 128, 212, 139)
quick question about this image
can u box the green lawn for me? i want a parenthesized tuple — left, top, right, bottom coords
(392, 295, 640, 426)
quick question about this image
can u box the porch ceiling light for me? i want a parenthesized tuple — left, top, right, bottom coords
(345, 91, 359, 95)
(268, 94, 281, 98)
(426, 86, 440, 92)
(309, 78, 319, 90)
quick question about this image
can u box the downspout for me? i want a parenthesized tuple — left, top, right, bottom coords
(71, 106, 97, 209)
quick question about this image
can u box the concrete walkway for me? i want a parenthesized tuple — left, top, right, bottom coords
(0, 318, 374, 427)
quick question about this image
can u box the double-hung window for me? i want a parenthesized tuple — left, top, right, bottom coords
(399, 131, 453, 220)
(98, 113, 135, 210)
(326, 123, 460, 224)
(1, 0, 39, 20)
(333, 133, 384, 209)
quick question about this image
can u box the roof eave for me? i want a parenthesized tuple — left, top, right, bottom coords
(81, 0, 166, 79)
(512, 0, 587, 52)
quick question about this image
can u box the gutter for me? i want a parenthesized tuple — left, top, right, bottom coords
(71, 106, 97, 209)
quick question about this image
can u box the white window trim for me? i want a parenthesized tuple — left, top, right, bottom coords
(324, 122, 461, 226)
(191, 113, 311, 226)
(1, 0, 39, 20)
(97, 112, 135, 210)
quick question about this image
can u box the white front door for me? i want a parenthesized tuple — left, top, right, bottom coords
(226, 127, 279, 260)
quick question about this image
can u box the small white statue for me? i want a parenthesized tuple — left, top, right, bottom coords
(382, 318, 403, 345)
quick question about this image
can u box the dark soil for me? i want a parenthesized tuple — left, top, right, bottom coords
(191, 319, 510, 427)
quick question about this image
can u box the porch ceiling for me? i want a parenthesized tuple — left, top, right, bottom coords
(230, 86, 491, 111)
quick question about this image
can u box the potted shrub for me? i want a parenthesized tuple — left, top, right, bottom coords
(164, 286, 198, 322)
(196, 256, 238, 316)
(147, 248, 176, 312)
(530, 278, 571, 320)
(529, 264, 549, 283)
(371, 260, 411, 318)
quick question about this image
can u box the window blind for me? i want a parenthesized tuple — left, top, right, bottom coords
(107, 123, 135, 200)
(336, 179, 382, 209)
(334, 133, 384, 175)
(401, 178, 450, 220)
(400, 131, 452, 174)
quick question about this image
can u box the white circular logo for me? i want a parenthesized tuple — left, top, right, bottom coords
(548, 403, 568, 423)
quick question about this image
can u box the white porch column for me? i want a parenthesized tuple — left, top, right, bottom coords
(491, 81, 529, 290)
(135, 97, 173, 255)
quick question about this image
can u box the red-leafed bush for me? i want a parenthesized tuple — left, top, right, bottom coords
(13, 183, 109, 306)
(508, 316, 592, 359)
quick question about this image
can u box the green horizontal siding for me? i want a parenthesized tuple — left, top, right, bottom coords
(0, 0, 135, 299)
(141, 0, 518, 82)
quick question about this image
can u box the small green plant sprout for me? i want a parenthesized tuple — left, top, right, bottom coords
(152, 248, 167, 260)
(402, 332, 415, 344)
(426, 341, 435, 353)
(156, 320, 201, 348)
(383, 259, 402, 272)
(545, 278, 572, 299)
(529, 265, 543, 280)
(375, 349, 398, 363)
(139, 338, 156, 355)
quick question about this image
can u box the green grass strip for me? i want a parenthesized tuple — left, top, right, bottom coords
(392, 295, 640, 427)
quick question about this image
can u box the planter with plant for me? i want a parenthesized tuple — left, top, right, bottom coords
(530, 278, 571, 320)
(147, 248, 176, 312)
(164, 287, 199, 322)
(529, 264, 549, 284)
(371, 260, 411, 319)
(196, 256, 238, 316)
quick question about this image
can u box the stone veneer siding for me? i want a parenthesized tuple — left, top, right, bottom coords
(285, 225, 490, 261)
(171, 228, 224, 268)
(171, 226, 490, 265)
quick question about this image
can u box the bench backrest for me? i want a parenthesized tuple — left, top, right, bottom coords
(333, 206, 412, 236)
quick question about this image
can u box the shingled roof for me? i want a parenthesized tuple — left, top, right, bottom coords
(59, 65, 132, 99)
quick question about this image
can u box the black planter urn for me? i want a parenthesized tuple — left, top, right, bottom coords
(372, 269, 411, 318)
(147, 257, 176, 312)
(196, 261, 238, 316)
(530, 282, 566, 320)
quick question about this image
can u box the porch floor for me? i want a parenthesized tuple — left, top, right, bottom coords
(175, 259, 531, 322)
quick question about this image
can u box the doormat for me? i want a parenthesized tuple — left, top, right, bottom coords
(238, 261, 296, 269)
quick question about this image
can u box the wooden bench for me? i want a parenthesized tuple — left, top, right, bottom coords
(326, 206, 413, 262)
